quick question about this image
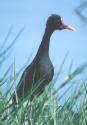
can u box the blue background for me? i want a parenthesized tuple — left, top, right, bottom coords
(0, 0, 87, 109)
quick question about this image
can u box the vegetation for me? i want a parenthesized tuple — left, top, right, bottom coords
(0, 29, 87, 125)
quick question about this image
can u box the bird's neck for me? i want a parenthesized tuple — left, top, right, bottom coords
(36, 27, 53, 60)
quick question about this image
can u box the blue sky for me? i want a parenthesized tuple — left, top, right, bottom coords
(0, 0, 87, 70)
(0, 0, 87, 107)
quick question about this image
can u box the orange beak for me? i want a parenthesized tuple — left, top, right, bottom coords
(61, 20, 76, 31)
(63, 24, 76, 31)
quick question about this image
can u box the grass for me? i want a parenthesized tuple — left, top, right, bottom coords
(0, 29, 87, 125)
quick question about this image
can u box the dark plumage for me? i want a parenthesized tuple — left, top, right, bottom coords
(12, 14, 75, 103)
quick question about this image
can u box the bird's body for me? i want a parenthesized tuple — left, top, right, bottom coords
(13, 55, 54, 102)
(12, 14, 75, 104)
(12, 25, 54, 103)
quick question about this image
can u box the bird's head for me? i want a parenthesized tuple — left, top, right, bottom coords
(46, 14, 76, 31)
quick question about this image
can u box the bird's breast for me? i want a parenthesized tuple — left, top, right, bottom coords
(36, 56, 54, 83)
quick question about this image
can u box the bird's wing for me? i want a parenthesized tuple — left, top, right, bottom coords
(16, 63, 33, 89)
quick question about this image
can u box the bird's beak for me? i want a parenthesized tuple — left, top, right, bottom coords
(61, 20, 76, 31)
(63, 24, 76, 31)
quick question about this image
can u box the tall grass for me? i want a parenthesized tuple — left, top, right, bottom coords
(0, 29, 87, 125)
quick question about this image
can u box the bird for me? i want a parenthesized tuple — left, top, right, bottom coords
(12, 14, 75, 104)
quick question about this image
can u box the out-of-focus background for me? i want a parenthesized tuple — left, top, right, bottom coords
(0, 0, 87, 108)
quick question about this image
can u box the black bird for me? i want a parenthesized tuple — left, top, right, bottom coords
(12, 14, 75, 103)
